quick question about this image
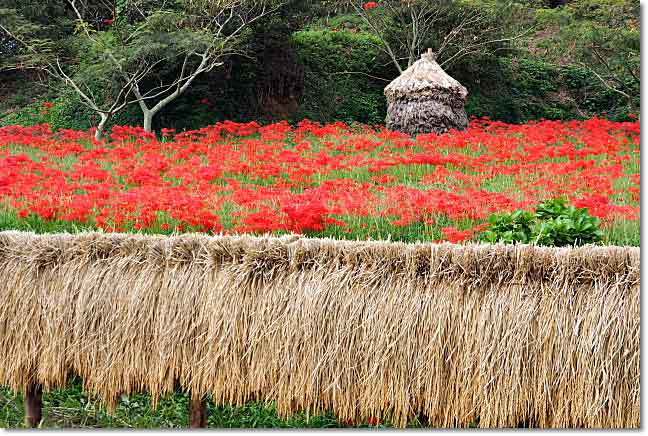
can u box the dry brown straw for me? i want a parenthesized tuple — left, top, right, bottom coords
(0, 231, 639, 428)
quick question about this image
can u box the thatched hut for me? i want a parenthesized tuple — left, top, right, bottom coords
(385, 49, 469, 135)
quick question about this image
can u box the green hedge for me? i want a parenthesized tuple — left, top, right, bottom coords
(291, 30, 394, 125)
(290, 29, 635, 126)
(0, 87, 142, 131)
(456, 57, 636, 122)
(1, 28, 636, 132)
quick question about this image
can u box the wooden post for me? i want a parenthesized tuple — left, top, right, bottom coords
(24, 384, 43, 428)
(189, 396, 208, 428)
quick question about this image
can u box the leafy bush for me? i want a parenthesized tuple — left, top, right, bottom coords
(455, 57, 634, 123)
(480, 199, 603, 246)
(533, 0, 639, 115)
(1, 1, 638, 130)
(292, 29, 395, 125)
(532, 198, 604, 246)
(0, 93, 142, 132)
(0, 103, 47, 127)
(481, 210, 536, 244)
(291, 28, 634, 126)
(56, 94, 143, 131)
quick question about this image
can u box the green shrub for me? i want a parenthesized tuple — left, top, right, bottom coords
(0, 103, 48, 127)
(292, 29, 394, 125)
(532, 198, 604, 246)
(454, 57, 633, 123)
(291, 28, 633, 126)
(480, 210, 536, 244)
(0, 89, 142, 131)
(2, 2, 637, 131)
(480, 198, 603, 246)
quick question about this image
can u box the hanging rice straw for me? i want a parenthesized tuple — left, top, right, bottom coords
(0, 231, 639, 428)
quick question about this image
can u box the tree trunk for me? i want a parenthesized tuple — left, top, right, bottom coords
(143, 111, 154, 133)
(95, 113, 109, 141)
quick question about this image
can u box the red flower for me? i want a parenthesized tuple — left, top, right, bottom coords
(0, 117, 638, 239)
(442, 227, 473, 244)
(161, 128, 176, 138)
(363, 1, 379, 10)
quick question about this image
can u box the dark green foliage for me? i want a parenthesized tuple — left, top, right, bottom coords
(0, 0, 639, 130)
(481, 210, 536, 244)
(153, 13, 305, 129)
(0, 103, 46, 127)
(0, 379, 343, 428)
(533, 0, 639, 115)
(0, 88, 142, 131)
(455, 57, 634, 122)
(0, 1, 74, 62)
(291, 29, 394, 125)
(480, 199, 604, 247)
(14, 51, 629, 132)
(532, 198, 604, 246)
(1, 376, 418, 428)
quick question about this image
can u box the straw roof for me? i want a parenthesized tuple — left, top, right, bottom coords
(384, 50, 469, 135)
(0, 231, 640, 428)
(384, 50, 468, 101)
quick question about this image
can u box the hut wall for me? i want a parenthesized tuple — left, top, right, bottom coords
(386, 98, 469, 135)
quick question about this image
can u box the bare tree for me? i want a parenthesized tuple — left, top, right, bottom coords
(0, 6, 146, 140)
(118, 0, 280, 132)
(3, 0, 281, 136)
(345, 0, 533, 74)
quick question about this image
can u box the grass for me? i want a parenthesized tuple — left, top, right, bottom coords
(0, 383, 346, 428)
(601, 218, 640, 246)
(310, 214, 465, 242)
(1, 378, 427, 428)
(0, 207, 638, 246)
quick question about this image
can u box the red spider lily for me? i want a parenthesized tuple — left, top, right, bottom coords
(0, 117, 639, 241)
(161, 128, 176, 138)
(442, 227, 473, 244)
(41, 101, 55, 115)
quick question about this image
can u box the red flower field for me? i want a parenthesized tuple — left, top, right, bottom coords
(0, 118, 640, 245)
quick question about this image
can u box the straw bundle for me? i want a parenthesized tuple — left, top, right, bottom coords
(0, 230, 639, 428)
(384, 50, 469, 135)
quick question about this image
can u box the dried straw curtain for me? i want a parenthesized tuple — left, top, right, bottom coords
(0, 231, 639, 428)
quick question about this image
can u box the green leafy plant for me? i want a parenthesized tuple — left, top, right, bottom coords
(481, 209, 535, 244)
(532, 198, 604, 246)
(480, 198, 603, 247)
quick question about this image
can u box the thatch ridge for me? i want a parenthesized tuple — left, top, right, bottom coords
(0, 231, 639, 428)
